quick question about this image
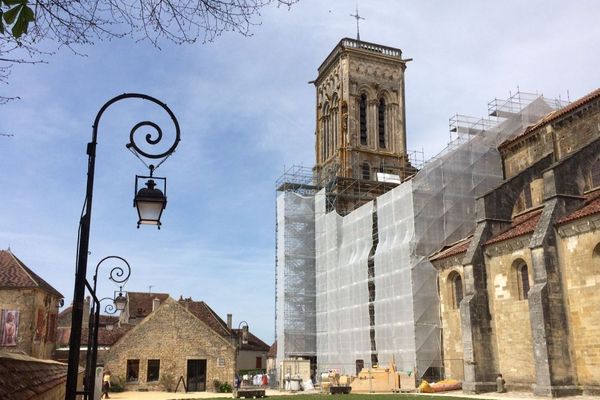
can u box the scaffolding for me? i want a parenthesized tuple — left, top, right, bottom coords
(276, 91, 568, 381)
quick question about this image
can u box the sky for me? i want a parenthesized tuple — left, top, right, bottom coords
(0, 0, 599, 344)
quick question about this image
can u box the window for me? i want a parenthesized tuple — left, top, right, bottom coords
(362, 162, 370, 180)
(449, 273, 463, 309)
(147, 359, 160, 382)
(127, 359, 140, 382)
(256, 357, 262, 369)
(378, 98, 386, 148)
(514, 260, 530, 300)
(217, 357, 225, 367)
(360, 94, 368, 145)
(591, 158, 600, 189)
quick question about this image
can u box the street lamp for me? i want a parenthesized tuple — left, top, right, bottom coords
(84, 256, 131, 400)
(234, 321, 249, 397)
(66, 94, 180, 400)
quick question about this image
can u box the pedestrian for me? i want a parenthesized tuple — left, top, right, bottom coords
(102, 370, 111, 399)
(496, 373, 506, 393)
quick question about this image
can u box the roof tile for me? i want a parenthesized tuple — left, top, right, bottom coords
(0, 250, 63, 298)
(486, 209, 543, 245)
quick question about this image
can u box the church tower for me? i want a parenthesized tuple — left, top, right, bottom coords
(313, 38, 414, 213)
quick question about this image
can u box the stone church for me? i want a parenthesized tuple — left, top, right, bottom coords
(275, 36, 600, 397)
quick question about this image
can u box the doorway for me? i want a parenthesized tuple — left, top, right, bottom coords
(187, 359, 207, 391)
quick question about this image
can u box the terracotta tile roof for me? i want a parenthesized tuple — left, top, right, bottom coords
(0, 352, 71, 400)
(0, 250, 63, 298)
(267, 341, 277, 358)
(127, 292, 169, 318)
(486, 209, 543, 245)
(556, 189, 600, 225)
(499, 88, 600, 150)
(430, 235, 473, 262)
(232, 329, 270, 352)
(179, 298, 231, 337)
(55, 324, 133, 347)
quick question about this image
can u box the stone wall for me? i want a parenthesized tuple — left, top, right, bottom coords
(103, 297, 235, 392)
(557, 219, 600, 394)
(0, 288, 61, 359)
(485, 242, 536, 387)
(437, 263, 465, 380)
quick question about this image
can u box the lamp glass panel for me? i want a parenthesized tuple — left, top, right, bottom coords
(137, 201, 164, 223)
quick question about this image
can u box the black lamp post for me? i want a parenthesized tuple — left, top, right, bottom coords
(234, 321, 249, 397)
(65, 94, 180, 400)
(83, 256, 131, 400)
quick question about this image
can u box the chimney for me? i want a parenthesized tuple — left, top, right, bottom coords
(82, 296, 91, 326)
(152, 297, 160, 312)
(227, 313, 232, 330)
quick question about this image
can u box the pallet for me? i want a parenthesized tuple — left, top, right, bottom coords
(236, 389, 266, 398)
(329, 386, 352, 395)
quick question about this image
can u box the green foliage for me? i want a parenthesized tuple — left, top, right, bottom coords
(239, 368, 266, 376)
(109, 375, 125, 393)
(160, 372, 175, 392)
(0, 0, 35, 38)
(212, 379, 232, 393)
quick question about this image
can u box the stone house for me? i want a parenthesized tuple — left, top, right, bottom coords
(232, 327, 270, 372)
(103, 296, 236, 392)
(431, 88, 600, 396)
(0, 249, 63, 359)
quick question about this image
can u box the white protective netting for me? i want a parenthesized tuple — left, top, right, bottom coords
(315, 96, 557, 378)
(315, 194, 373, 374)
(276, 191, 316, 370)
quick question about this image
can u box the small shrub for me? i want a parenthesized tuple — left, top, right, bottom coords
(160, 372, 175, 392)
(213, 379, 222, 392)
(219, 382, 233, 393)
(109, 375, 125, 392)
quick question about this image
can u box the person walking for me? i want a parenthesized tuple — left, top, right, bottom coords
(102, 370, 112, 399)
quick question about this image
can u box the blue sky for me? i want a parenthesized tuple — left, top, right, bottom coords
(1, 0, 599, 343)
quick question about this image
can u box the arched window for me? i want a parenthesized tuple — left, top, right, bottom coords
(593, 243, 600, 258)
(332, 95, 339, 156)
(378, 97, 386, 148)
(359, 94, 368, 145)
(591, 158, 600, 189)
(322, 103, 330, 161)
(514, 260, 530, 300)
(362, 162, 370, 180)
(448, 272, 463, 309)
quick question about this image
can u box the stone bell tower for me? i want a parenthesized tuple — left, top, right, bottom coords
(313, 38, 415, 213)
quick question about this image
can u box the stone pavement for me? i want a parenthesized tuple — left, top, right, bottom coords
(107, 389, 599, 400)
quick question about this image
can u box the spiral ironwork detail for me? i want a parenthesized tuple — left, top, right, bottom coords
(94, 256, 131, 285)
(99, 298, 118, 315)
(93, 93, 181, 161)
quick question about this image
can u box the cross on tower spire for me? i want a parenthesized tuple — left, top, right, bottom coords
(350, 6, 365, 41)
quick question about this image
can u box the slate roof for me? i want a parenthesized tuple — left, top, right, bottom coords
(0, 250, 63, 298)
(557, 189, 600, 225)
(485, 209, 543, 245)
(499, 88, 600, 150)
(232, 329, 270, 352)
(127, 292, 169, 318)
(430, 235, 473, 262)
(0, 352, 73, 400)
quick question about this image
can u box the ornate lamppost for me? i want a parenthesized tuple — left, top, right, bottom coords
(83, 256, 132, 399)
(234, 321, 249, 397)
(65, 94, 180, 400)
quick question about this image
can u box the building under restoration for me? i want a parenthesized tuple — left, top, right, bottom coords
(275, 38, 599, 395)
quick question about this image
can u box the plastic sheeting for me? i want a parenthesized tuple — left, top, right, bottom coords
(316, 195, 373, 374)
(276, 191, 316, 368)
(276, 94, 561, 379)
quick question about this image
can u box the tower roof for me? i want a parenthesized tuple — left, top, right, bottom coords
(0, 249, 63, 298)
(318, 37, 405, 76)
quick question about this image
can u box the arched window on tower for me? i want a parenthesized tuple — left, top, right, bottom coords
(362, 162, 370, 180)
(378, 97, 386, 148)
(448, 271, 463, 309)
(590, 157, 600, 189)
(513, 260, 530, 300)
(332, 95, 339, 156)
(360, 94, 368, 146)
(322, 103, 330, 161)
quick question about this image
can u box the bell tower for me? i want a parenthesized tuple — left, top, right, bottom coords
(313, 38, 414, 213)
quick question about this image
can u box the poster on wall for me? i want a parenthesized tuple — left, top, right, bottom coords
(0, 309, 19, 346)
